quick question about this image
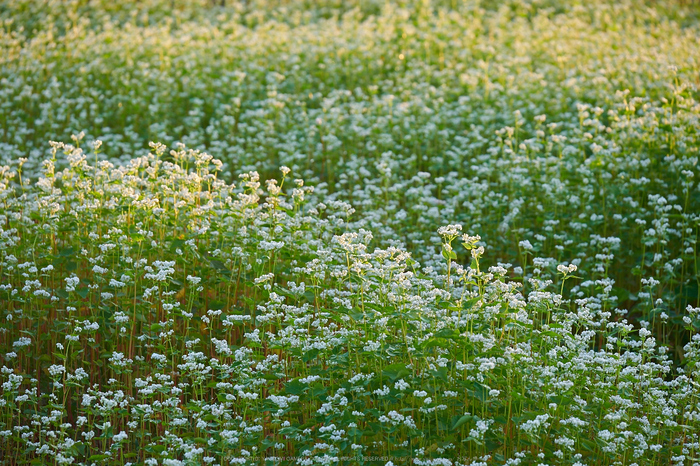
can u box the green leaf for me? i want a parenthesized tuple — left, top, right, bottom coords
(301, 349, 319, 362)
(434, 328, 458, 339)
(451, 414, 473, 430)
(284, 380, 306, 395)
(421, 337, 451, 349)
(147, 445, 166, 454)
(469, 382, 489, 402)
(279, 426, 300, 436)
(441, 247, 457, 261)
(208, 257, 231, 276)
(382, 363, 410, 382)
(580, 438, 597, 452)
(431, 367, 449, 383)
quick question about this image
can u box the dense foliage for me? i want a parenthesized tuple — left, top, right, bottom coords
(1, 0, 700, 465)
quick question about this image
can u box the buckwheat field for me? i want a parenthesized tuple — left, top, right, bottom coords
(1, 0, 700, 465)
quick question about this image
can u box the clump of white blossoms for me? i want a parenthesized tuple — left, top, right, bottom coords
(0, 141, 699, 465)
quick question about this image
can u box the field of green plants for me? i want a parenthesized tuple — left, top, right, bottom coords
(1, 0, 700, 464)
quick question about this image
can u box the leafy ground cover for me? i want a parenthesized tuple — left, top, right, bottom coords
(1, 0, 700, 464)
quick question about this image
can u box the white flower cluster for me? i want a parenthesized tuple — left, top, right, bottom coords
(1, 1, 700, 464)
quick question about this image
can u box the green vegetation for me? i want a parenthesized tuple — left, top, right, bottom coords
(1, 0, 699, 464)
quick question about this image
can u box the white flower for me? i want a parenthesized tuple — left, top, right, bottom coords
(438, 224, 462, 237)
(394, 379, 410, 391)
(185, 275, 201, 286)
(519, 240, 534, 250)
